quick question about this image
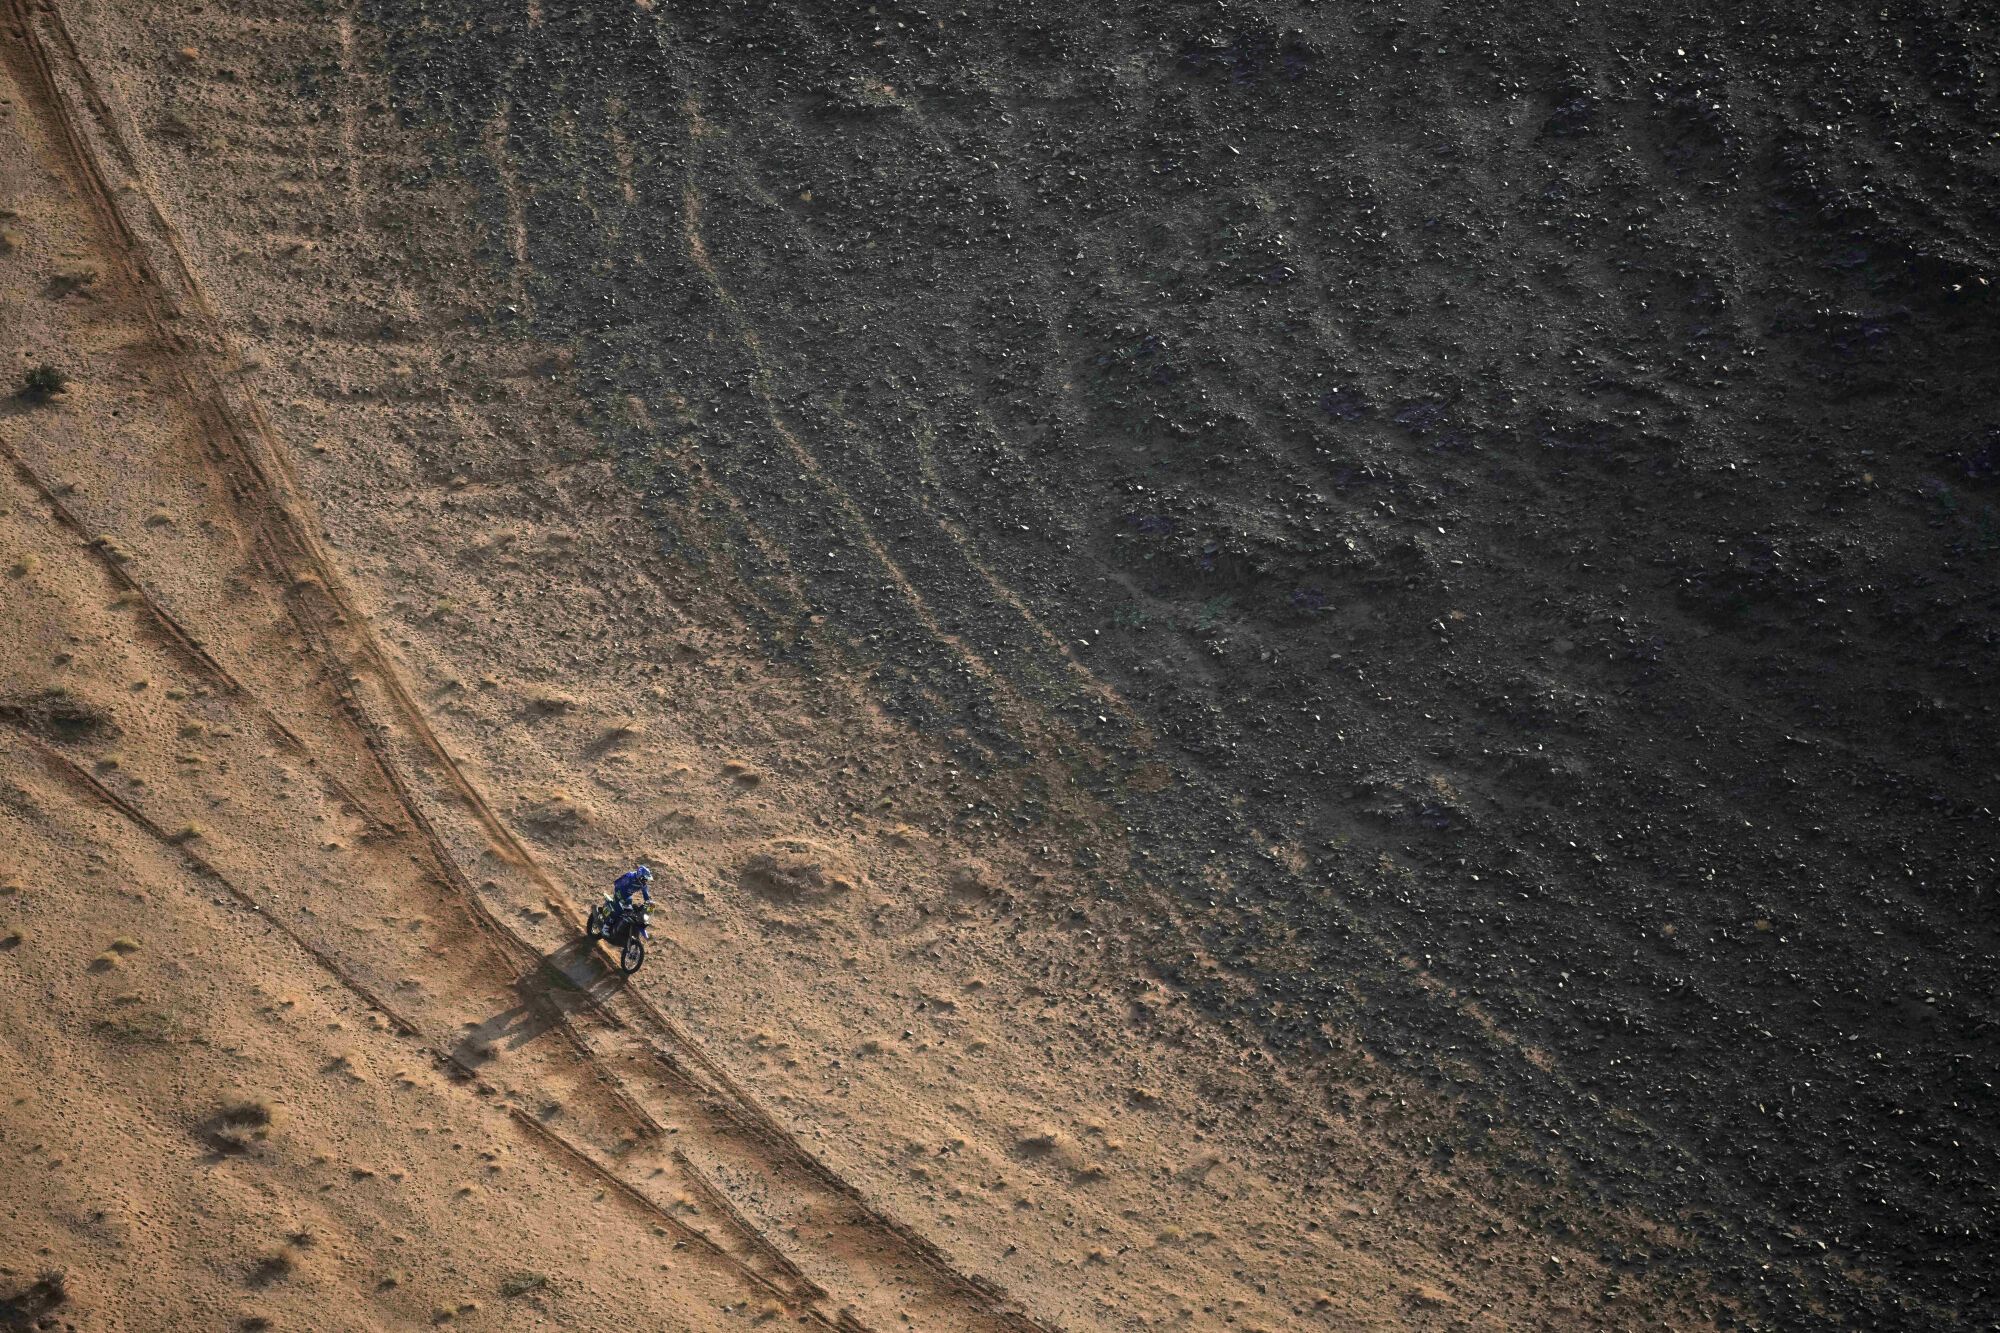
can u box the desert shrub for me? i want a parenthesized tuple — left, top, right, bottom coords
(0, 1269, 68, 1321)
(202, 1099, 274, 1154)
(18, 364, 67, 403)
(219, 1100, 273, 1128)
(246, 1251, 293, 1286)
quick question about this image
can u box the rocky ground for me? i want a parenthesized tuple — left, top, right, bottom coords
(3, 0, 1996, 1328)
(365, 0, 1999, 1324)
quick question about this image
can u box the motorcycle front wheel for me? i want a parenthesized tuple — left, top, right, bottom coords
(619, 936, 645, 976)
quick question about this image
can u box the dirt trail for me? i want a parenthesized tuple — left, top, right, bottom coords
(0, 3, 1062, 1328)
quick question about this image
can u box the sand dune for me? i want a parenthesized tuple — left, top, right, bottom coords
(4, 0, 1994, 1329)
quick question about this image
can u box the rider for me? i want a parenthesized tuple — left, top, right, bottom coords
(611, 864, 653, 926)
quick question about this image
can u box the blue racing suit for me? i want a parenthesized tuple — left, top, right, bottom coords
(612, 869, 653, 922)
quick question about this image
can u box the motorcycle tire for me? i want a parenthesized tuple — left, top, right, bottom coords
(619, 936, 645, 976)
(586, 902, 608, 940)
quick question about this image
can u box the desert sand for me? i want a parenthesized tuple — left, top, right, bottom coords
(3, 1, 1994, 1329)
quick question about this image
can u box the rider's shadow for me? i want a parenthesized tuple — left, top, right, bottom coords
(559, 935, 634, 1004)
(453, 939, 625, 1066)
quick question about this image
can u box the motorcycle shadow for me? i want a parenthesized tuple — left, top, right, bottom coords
(452, 938, 629, 1067)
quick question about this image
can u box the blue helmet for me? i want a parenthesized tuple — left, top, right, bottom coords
(634, 865, 652, 882)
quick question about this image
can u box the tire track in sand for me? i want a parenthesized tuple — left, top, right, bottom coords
(2, 728, 837, 1327)
(6, 5, 1058, 1329)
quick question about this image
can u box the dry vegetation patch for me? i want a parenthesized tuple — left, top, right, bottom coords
(201, 1099, 276, 1156)
(0, 1269, 68, 1325)
(0, 688, 117, 743)
(737, 839, 862, 902)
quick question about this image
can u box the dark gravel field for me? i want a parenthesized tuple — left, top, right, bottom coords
(360, 1, 1999, 1324)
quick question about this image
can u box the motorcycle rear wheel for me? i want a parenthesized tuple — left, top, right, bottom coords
(586, 902, 609, 940)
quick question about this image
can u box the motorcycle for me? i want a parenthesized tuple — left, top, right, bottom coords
(585, 893, 650, 975)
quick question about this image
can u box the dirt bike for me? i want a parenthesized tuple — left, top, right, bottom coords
(585, 894, 650, 975)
